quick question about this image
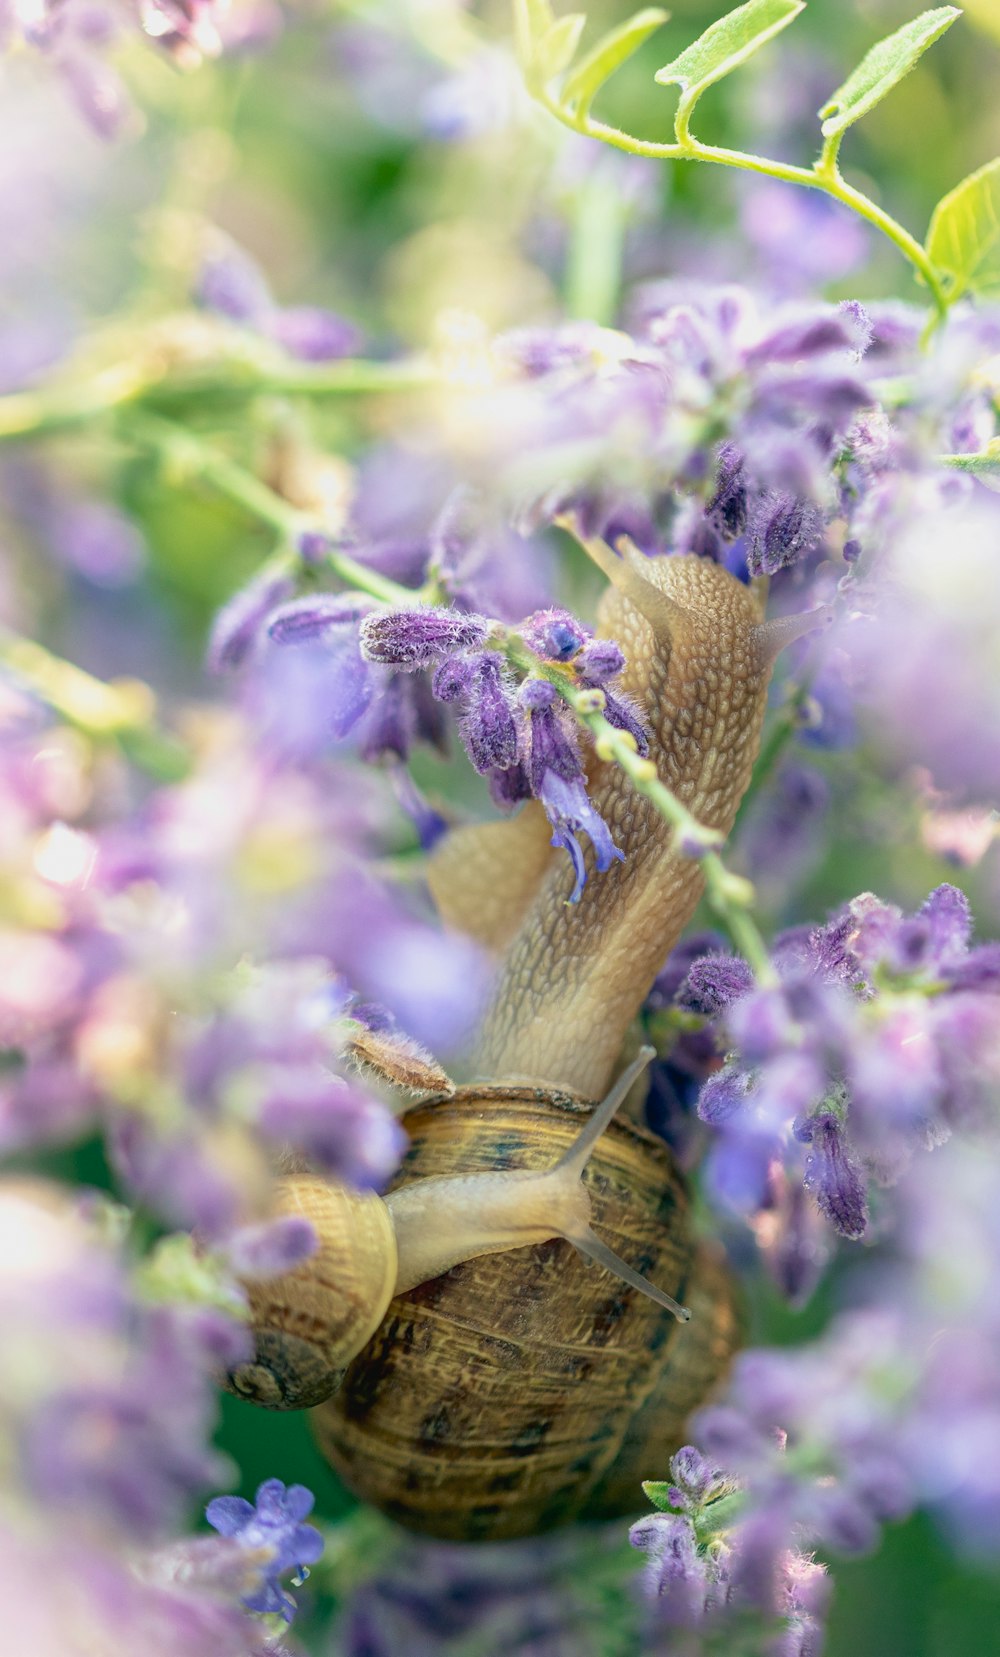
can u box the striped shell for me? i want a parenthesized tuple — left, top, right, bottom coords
(310, 1084, 740, 1540)
(228, 1175, 397, 1410)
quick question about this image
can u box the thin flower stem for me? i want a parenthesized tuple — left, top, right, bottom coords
(0, 346, 433, 445)
(538, 90, 949, 319)
(125, 413, 419, 609)
(0, 628, 190, 778)
(571, 694, 776, 981)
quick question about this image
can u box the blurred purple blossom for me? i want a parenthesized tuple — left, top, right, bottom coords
(206, 1478, 323, 1622)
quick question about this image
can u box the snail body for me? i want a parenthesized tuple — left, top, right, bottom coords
(228, 546, 820, 1538)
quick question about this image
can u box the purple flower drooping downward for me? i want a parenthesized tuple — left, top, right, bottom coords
(520, 678, 623, 901)
(206, 1478, 324, 1623)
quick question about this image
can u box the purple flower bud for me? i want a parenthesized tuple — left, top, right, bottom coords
(297, 529, 331, 565)
(196, 246, 272, 323)
(745, 308, 863, 365)
(601, 688, 650, 757)
(919, 883, 972, 963)
(708, 442, 748, 539)
(519, 607, 590, 661)
(678, 822, 726, 859)
(670, 1445, 716, 1504)
(257, 1070, 406, 1189)
(267, 593, 373, 644)
(358, 671, 415, 764)
(431, 656, 475, 701)
(746, 492, 823, 576)
(629, 1511, 709, 1619)
(207, 569, 295, 673)
(225, 1216, 318, 1280)
(796, 1110, 868, 1239)
(261, 307, 362, 362)
(360, 608, 488, 668)
(838, 299, 874, 357)
(458, 654, 519, 774)
(679, 952, 754, 1017)
(575, 638, 625, 682)
(697, 1063, 752, 1125)
(519, 677, 558, 711)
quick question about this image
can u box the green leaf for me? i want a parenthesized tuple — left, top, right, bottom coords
(926, 156, 1000, 301)
(538, 11, 587, 82)
(654, 0, 804, 108)
(641, 1480, 681, 1511)
(513, 0, 556, 78)
(561, 8, 670, 121)
(818, 7, 961, 141)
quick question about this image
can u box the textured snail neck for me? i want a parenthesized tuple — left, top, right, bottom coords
(474, 556, 772, 1098)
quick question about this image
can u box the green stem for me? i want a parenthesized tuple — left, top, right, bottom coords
(565, 168, 628, 324)
(126, 413, 420, 609)
(539, 89, 949, 318)
(0, 348, 433, 447)
(0, 629, 189, 779)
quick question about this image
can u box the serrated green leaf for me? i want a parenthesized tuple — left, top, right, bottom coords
(641, 1480, 680, 1511)
(538, 11, 587, 82)
(818, 8, 961, 141)
(561, 8, 670, 120)
(926, 156, 1000, 301)
(654, 0, 804, 104)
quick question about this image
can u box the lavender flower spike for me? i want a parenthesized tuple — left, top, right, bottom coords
(360, 607, 488, 668)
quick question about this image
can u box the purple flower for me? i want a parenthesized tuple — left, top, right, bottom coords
(629, 1511, 712, 1623)
(196, 244, 271, 323)
(261, 306, 362, 362)
(448, 653, 519, 774)
(360, 607, 488, 668)
(224, 1216, 318, 1279)
(267, 593, 374, 643)
(708, 442, 748, 539)
(207, 569, 296, 674)
(796, 1110, 868, 1239)
(206, 1478, 324, 1622)
(519, 606, 590, 661)
(256, 1067, 406, 1189)
(679, 953, 755, 1017)
(520, 680, 623, 900)
(746, 492, 823, 576)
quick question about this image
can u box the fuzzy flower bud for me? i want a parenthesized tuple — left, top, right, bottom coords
(360, 608, 488, 668)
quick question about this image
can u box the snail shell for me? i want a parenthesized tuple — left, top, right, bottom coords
(227, 1176, 397, 1410)
(311, 1082, 740, 1541)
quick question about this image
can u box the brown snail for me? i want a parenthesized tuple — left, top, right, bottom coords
(226, 542, 823, 1539)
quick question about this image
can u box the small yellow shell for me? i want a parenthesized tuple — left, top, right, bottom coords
(226, 1175, 398, 1410)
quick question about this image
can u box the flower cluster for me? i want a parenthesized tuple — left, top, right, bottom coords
(213, 560, 647, 903)
(0, 1181, 317, 1651)
(0, 693, 481, 1247)
(630, 1445, 829, 1654)
(656, 884, 1000, 1303)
